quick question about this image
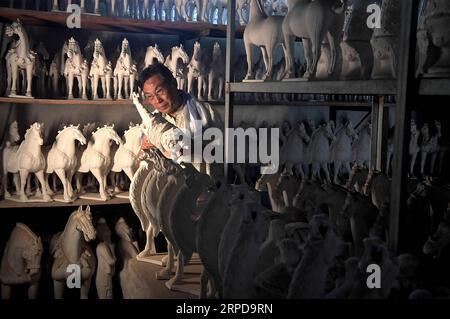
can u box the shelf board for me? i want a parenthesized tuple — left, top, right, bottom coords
(0, 7, 244, 38)
(0, 196, 130, 209)
(228, 80, 398, 95)
(0, 97, 135, 105)
(419, 78, 450, 96)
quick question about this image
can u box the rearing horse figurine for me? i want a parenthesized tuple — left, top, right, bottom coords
(50, 205, 96, 299)
(4, 19, 36, 97)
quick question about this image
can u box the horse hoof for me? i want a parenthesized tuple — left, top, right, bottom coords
(43, 195, 52, 202)
(20, 194, 28, 202)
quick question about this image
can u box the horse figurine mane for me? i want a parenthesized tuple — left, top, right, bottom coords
(0, 223, 43, 299)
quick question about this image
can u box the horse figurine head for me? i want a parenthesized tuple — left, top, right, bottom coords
(120, 38, 131, 57)
(56, 124, 87, 146)
(213, 42, 222, 57)
(69, 205, 97, 242)
(145, 44, 164, 67)
(66, 37, 80, 59)
(5, 19, 24, 37)
(93, 125, 122, 146)
(93, 38, 105, 59)
(24, 122, 44, 146)
(0, 223, 43, 298)
(172, 45, 189, 65)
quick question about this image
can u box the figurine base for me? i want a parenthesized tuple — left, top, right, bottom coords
(282, 77, 309, 82)
(79, 192, 111, 201)
(5, 194, 53, 203)
(53, 194, 76, 203)
(114, 191, 129, 199)
(164, 263, 203, 297)
(7, 94, 34, 99)
(136, 252, 168, 266)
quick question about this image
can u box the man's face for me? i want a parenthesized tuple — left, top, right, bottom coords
(142, 74, 180, 114)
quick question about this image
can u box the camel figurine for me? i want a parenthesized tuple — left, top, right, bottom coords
(113, 38, 137, 100)
(0, 223, 43, 299)
(282, 0, 346, 79)
(4, 19, 36, 98)
(243, 0, 284, 80)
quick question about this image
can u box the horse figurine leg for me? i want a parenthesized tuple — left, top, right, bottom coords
(117, 74, 124, 99)
(55, 168, 71, 201)
(28, 282, 39, 299)
(91, 168, 109, 200)
(1, 284, 12, 299)
(35, 170, 51, 201)
(67, 73, 75, 99)
(53, 280, 65, 299)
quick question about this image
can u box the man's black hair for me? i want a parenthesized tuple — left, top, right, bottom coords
(138, 62, 176, 88)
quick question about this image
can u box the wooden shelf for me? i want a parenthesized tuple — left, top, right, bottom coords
(0, 7, 245, 39)
(0, 97, 135, 105)
(228, 80, 398, 95)
(0, 196, 130, 209)
(419, 78, 450, 96)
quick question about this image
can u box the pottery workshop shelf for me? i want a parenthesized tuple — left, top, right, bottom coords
(0, 196, 130, 209)
(0, 7, 245, 38)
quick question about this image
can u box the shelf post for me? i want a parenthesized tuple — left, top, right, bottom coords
(224, 0, 236, 182)
(390, 0, 419, 253)
(371, 96, 389, 172)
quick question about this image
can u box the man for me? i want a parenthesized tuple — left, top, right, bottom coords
(135, 62, 223, 177)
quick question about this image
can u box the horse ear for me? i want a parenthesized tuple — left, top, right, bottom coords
(78, 205, 83, 212)
(86, 205, 91, 214)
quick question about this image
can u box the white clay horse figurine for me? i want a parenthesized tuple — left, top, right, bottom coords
(282, 0, 346, 79)
(46, 125, 87, 202)
(243, 0, 285, 80)
(409, 120, 420, 178)
(352, 122, 371, 168)
(330, 121, 357, 184)
(75, 123, 97, 194)
(89, 38, 113, 100)
(155, 0, 177, 21)
(3, 123, 51, 202)
(0, 223, 43, 299)
(280, 122, 311, 179)
(113, 38, 137, 100)
(4, 19, 36, 97)
(187, 41, 208, 100)
(50, 205, 96, 299)
(420, 122, 440, 177)
(309, 122, 336, 184)
(164, 44, 189, 90)
(208, 42, 225, 100)
(144, 44, 165, 68)
(78, 125, 122, 201)
(64, 37, 89, 99)
(2, 121, 21, 198)
(111, 123, 144, 192)
(52, 0, 100, 14)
